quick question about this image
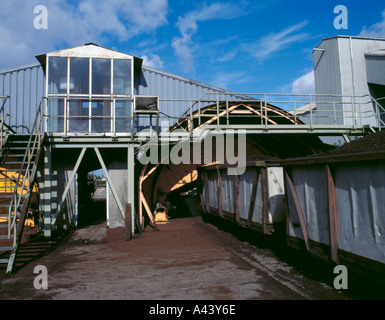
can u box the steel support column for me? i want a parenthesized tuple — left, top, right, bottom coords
(127, 144, 135, 234)
(36, 170, 45, 231)
(43, 144, 52, 238)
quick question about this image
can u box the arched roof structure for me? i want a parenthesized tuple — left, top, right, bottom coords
(138, 101, 333, 227)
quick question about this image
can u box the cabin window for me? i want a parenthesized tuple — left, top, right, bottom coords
(46, 55, 133, 134)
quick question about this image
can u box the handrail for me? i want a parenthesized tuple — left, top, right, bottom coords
(0, 95, 10, 114)
(44, 96, 132, 135)
(172, 92, 385, 132)
(0, 96, 11, 150)
(43, 93, 385, 136)
(367, 94, 385, 130)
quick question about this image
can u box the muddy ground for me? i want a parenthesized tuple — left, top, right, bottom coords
(1, 209, 384, 303)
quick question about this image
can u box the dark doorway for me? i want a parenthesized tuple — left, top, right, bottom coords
(77, 169, 106, 228)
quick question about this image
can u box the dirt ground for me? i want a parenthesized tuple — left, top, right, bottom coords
(2, 205, 385, 305)
(3, 212, 378, 302)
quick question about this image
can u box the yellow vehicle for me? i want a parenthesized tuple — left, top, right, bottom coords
(0, 168, 39, 226)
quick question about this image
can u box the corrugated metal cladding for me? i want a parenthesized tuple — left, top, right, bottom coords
(0, 63, 45, 134)
(0, 60, 237, 134)
(137, 66, 239, 130)
(313, 36, 385, 128)
(313, 37, 343, 126)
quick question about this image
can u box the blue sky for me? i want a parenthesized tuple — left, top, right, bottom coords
(1, 0, 385, 94)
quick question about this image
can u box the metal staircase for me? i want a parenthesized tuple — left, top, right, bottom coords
(0, 98, 45, 274)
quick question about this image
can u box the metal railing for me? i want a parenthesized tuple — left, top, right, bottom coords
(43, 93, 385, 137)
(371, 96, 385, 130)
(171, 92, 385, 133)
(6, 97, 45, 273)
(44, 96, 132, 135)
(0, 96, 11, 149)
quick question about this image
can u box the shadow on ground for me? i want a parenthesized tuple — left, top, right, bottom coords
(0, 196, 107, 277)
(201, 213, 385, 300)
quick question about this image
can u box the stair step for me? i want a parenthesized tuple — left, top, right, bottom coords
(0, 193, 21, 203)
(0, 168, 28, 172)
(1, 160, 36, 165)
(0, 235, 12, 240)
(0, 194, 25, 198)
(0, 161, 24, 164)
(0, 163, 29, 166)
(0, 214, 15, 218)
(0, 225, 9, 228)
(2, 155, 36, 160)
(9, 138, 32, 142)
(0, 247, 12, 251)
(0, 259, 9, 264)
(0, 187, 27, 191)
(6, 145, 29, 150)
(0, 183, 27, 186)
(8, 134, 31, 140)
(3, 149, 31, 153)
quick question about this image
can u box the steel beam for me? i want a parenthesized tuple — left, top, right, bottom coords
(326, 165, 339, 264)
(284, 170, 311, 252)
(94, 147, 125, 219)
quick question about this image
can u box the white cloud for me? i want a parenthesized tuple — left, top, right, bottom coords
(0, 0, 169, 69)
(217, 49, 238, 62)
(141, 53, 165, 69)
(247, 21, 310, 63)
(211, 71, 253, 90)
(291, 70, 315, 94)
(360, 9, 385, 38)
(172, 2, 246, 73)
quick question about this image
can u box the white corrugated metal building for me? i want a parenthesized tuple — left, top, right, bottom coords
(313, 36, 385, 144)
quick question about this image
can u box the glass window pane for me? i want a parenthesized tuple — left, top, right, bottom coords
(47, 98, 64, 132)
(92, 59, 111, 95)
(91, 100, 111, 132)
(113, 59, 132, 95)
(115, 100, 131, 132)
(70, 58, 89, 94)
(69, 100, 89, 132)
(48, 57, 67, 94)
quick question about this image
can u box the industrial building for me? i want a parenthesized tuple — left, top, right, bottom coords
(313, 36, 385, 144)
(0, 36, 384, 278)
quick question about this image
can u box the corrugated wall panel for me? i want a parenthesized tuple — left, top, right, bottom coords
(286, 166, 330, 245)
(1, 61, 243, 134)
(239, 169, 254, 220)
(138, 66, 242, 130)
(0, 63, 45, 134)
(313, 37, 343, 126)
(314, 37, 385, 131)
(206, 170, 218, 210)
(335, 162, 385, 264)
(221, 171, 236, 216)
(250, 175, 263, 225)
